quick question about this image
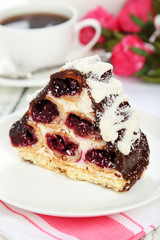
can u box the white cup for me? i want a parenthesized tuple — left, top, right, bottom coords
(0, 2, 101, 72)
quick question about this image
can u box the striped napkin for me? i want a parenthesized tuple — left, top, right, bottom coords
(0, 199, 160, 240)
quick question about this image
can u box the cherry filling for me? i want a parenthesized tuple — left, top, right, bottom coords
(85, 149, 116, 168)
(49, 78, 82, 97)
(9, 116, 37, 147)
(46, 134, 78, 156)
(31, 99, 59, 123)
(66, 113, 98, 137)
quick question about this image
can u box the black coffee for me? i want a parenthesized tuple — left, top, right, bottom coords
(0, 13, 69, 29)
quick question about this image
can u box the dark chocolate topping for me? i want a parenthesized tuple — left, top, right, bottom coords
(100, 69, 112, 82)
(107, 132, 149, 180)
(84, 69, 112, 83)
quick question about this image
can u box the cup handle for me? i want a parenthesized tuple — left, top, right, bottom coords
(65, 19, 101, 61)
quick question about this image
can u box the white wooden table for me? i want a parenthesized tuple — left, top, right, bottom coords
(0, 76, 160, 239)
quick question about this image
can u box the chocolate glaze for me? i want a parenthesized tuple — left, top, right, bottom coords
(100, 69, 112, 82)
(107, 131, 149, 178)
(33, 85, 49, 103)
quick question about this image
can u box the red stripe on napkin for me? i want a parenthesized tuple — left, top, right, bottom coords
(131, 232, 146, 240)
(120, 213, 144, 231)
(38, 214, 134, 240)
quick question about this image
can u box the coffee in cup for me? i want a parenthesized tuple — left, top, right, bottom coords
(0, 12, 69, 29)
(0, 2, 101, 72)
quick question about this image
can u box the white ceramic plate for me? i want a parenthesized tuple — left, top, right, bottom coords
(0, 110, 160, 217)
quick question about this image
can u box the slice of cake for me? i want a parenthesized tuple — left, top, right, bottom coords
(9, 56, 150, 192)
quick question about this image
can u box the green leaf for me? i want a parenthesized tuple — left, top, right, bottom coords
(147, 69, 160, 77)
(113, 31, 125, 40)
(134, 65, 150, 77)
(142, 75, 160, 83)
(155, 35, 160, 42)
(141, 68, 160, 83)
(139, 21, 155, 39)
(130, 14, 145, 28)
(147, 11, 153, 22)
(153, 41, 160, 52)
(105, 39, 119, 51)
(94, 42, 105, 49)
(101, 28, 112, 38)
(137, 34, 149, 42)
(146, 53, 160, 69)
(153, 0, 160, 14)
(130, 47, 150, 57)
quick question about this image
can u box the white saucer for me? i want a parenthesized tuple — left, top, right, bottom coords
(0, 66, 60, 87)
(0, 110, 160, 217)
(0, 50, 105, 87)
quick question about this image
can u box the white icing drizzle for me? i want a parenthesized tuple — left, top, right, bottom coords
(86, 77, 122, 103)
(62, 55, 113, 77)
(99, 94, 130, 143)
(62, 55, 140, 155)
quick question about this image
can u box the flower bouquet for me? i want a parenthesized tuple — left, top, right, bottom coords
(79, 0, 160, 83)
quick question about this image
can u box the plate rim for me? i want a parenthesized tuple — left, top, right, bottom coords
(1, 193, 160, 217)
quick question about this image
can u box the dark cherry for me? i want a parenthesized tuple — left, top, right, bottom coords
(46, 134, 78, 156)
(66, 113, 98, 137)
(49, 78, 82, 97)
(31, 99, 59, 123)
(9, 115, 37, 147)
(85, 149, 115, 168)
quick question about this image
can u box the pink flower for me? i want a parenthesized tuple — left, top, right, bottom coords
(111, 35, 152, 76)
(79, 6, 118, 45)
(117, 0, 154, 33)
